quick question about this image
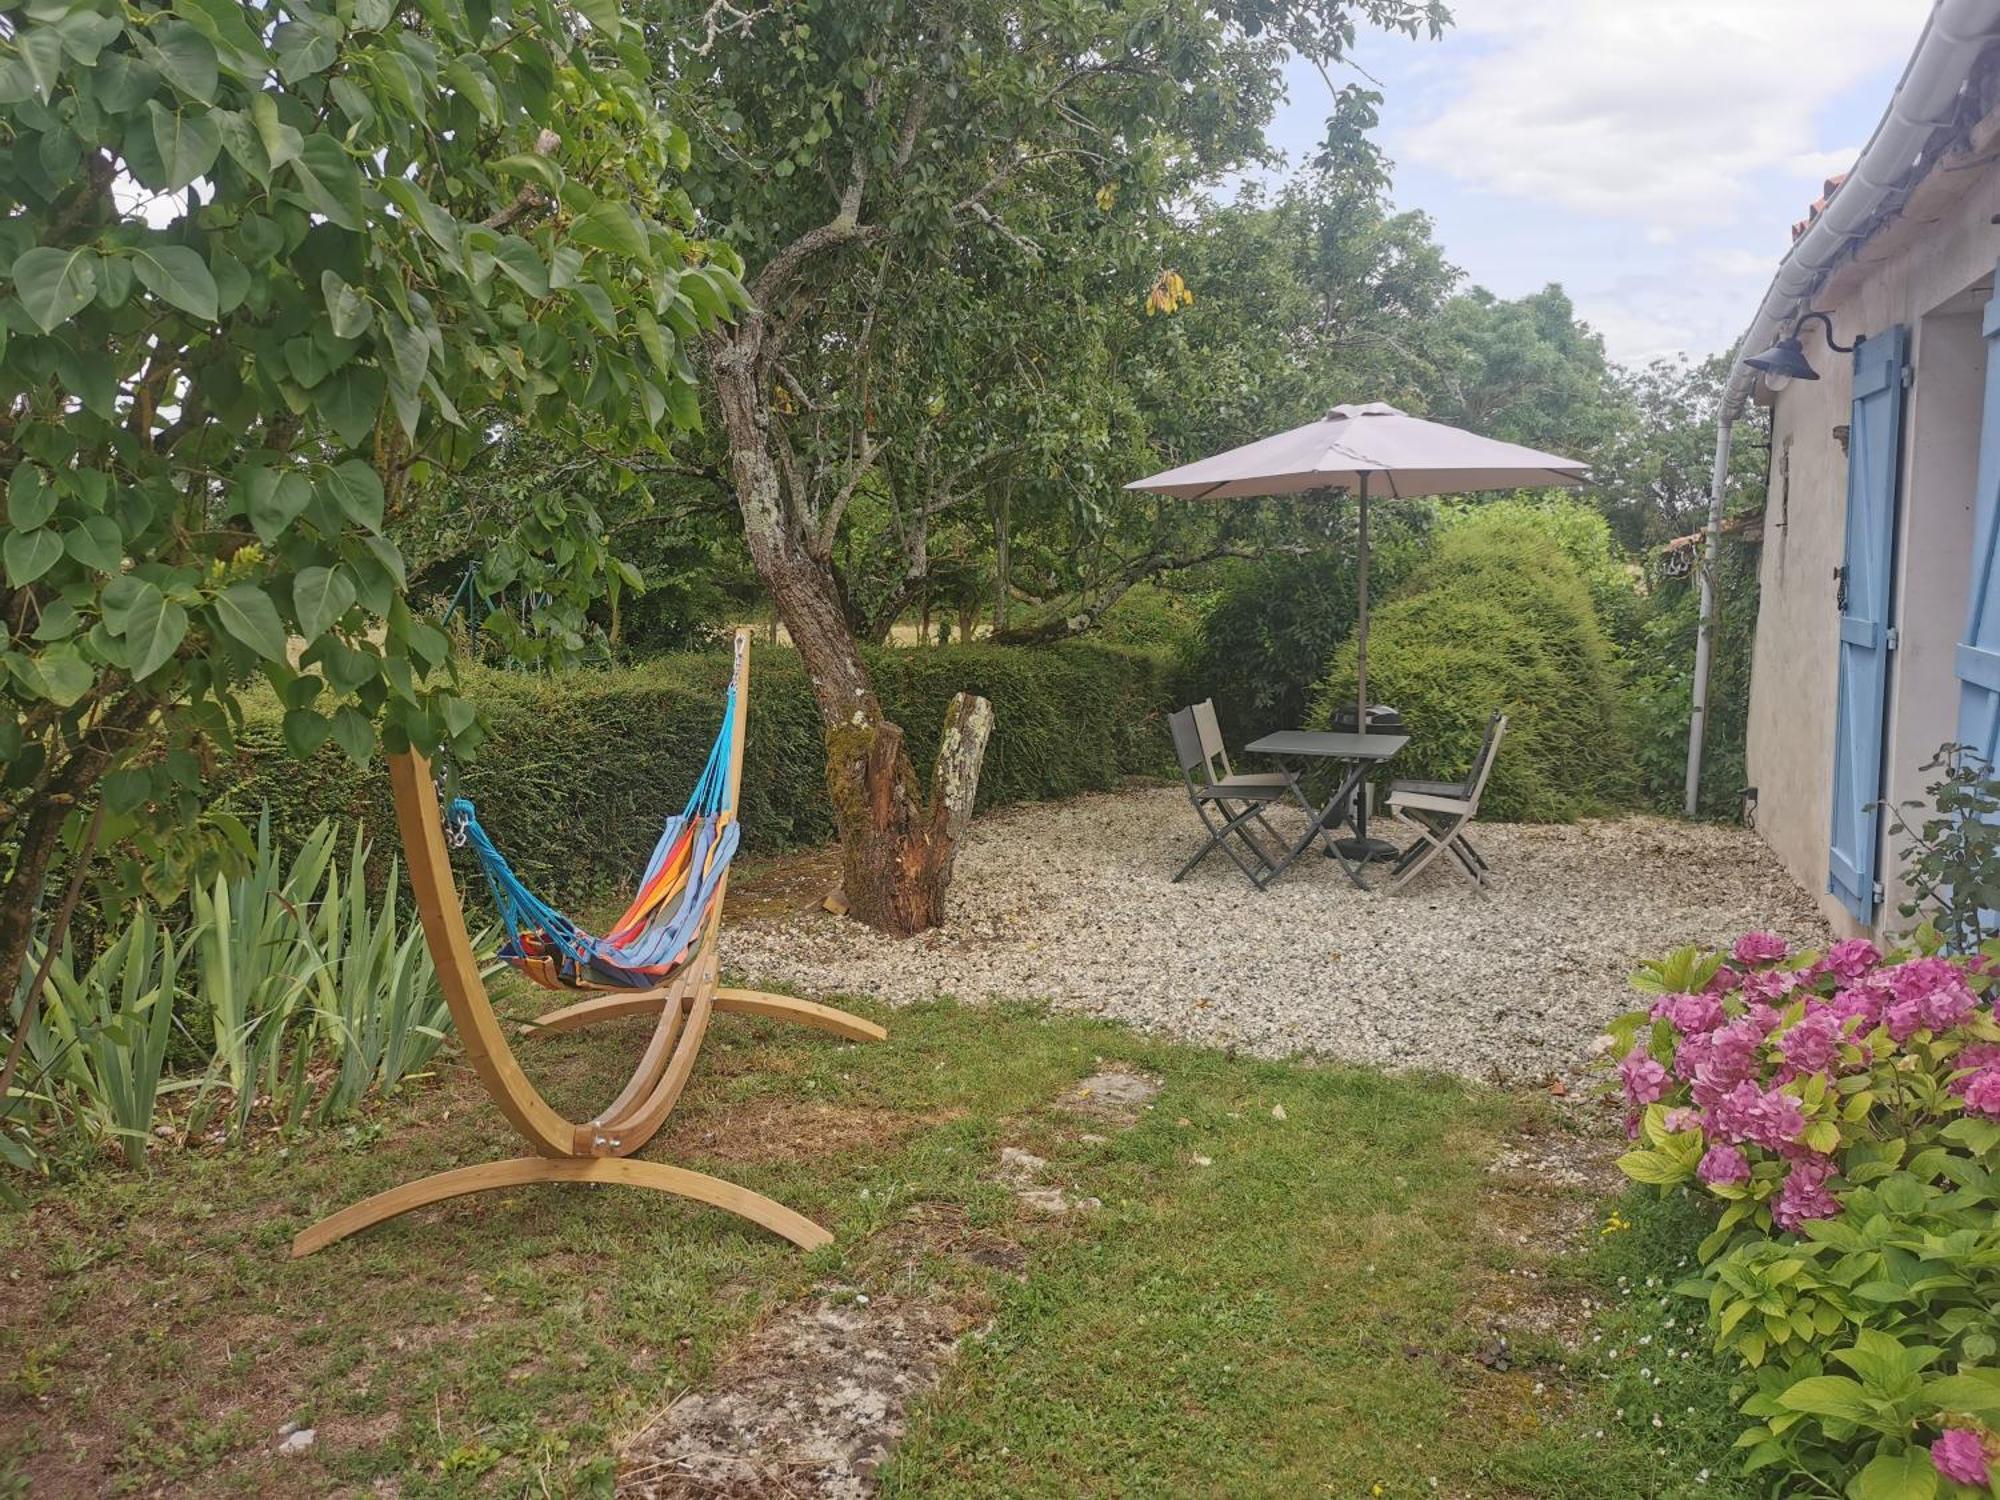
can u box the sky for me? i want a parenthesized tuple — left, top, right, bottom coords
(1261, 0, 1937, 367)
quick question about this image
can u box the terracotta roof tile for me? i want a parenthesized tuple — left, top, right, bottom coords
(1791, 172, 1850, 242)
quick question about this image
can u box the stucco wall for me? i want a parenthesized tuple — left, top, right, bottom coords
(1746, 160, 2000, 937)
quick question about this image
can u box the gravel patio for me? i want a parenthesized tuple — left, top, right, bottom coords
(723, 786, 1829, 1083)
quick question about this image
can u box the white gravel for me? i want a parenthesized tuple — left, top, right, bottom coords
(722, 787, 1829, 1084)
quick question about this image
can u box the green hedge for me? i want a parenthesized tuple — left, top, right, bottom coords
(1312, 513, 1634, 821)
(218, 641, 1181, 901)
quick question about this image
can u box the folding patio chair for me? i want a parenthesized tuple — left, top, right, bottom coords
(1384, 713, 1508, 891)
(1168, 706, 1289, 886)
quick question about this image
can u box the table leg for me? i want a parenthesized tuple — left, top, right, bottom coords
(1265, 760, 1373, 889)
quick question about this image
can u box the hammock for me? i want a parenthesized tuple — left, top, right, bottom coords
(449, 684, 740, 992)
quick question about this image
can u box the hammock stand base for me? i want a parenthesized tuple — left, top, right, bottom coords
(290, 631, 879, 1260)
(525, 987, 887, 1045)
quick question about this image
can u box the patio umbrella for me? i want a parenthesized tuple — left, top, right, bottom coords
(1125, 402, 1589, 734)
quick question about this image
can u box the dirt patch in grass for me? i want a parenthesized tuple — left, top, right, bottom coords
(725, 846, 845, 925)
(659, 1097, 928, 1166)
(617, 1290, 972, 1499)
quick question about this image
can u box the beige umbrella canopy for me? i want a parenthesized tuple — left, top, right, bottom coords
(1126, 402, 1589, 732)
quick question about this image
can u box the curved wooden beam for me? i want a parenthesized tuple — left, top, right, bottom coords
(289, 1155, 832, 1258)
(523, 985, 886, 1046)
(716, 988, 888, 1044)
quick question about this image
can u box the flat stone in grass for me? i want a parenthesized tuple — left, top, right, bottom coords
(618, 1292, 967, 1499)
(1056, 1069, 1161, 1122)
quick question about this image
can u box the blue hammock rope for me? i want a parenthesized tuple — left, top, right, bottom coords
(450, 684, 740, 991)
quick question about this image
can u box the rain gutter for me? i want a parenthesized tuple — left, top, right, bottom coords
(1684, 0, 2000, 816)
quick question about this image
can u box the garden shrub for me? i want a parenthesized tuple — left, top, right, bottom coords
(1608, 929, 2000, 1496)
(1183, 516, 1433, 741)
(216, 641, 1180, 902)
(1311, 512, 1633, 820)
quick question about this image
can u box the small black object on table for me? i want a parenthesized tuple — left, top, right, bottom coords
(1243, 728, 1409, 888)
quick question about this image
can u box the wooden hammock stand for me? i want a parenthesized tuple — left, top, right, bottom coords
(290, 630, 885, 1259)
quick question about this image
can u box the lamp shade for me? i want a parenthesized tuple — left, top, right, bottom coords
(1743, 335, 1820, 384)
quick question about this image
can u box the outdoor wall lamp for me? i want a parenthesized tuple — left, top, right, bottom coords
(1745, 310, 1856, 390)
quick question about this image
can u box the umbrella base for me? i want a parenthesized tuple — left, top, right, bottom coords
(1331, 836, 1400, 864)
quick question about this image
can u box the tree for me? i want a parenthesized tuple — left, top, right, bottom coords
(1592, 353, 1759, 550)
(651, 0, 1448, 935)
(1420, 284, 1622, 458)
(0, 0, 724, 1067)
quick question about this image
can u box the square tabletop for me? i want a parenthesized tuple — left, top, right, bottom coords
(1244, 729, 1409, 762)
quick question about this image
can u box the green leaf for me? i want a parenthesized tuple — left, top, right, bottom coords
(568, 200, 652, 266)
(1922, 1371, 2000, 1417)
(8, 463, 54, 530)
(15, 26, 63, 104)
(1616, 1148, 1691, 1186)
(131, 244, 219, 319)
(212, 583, 288, 662)
(290, 135, 364, 230)
(321, 270, 371, 338)
(3, 528, 63, 585)
(1850, 1448, 1937, 1500)
(292, 565, 356, 640)
(12, 245, 99, 332)
(35, 643, 94, 707)
(122, 581, 189, 680)
(570, 0, 620, 36)
(490, 235, 549, 298)
(1775, 1374, 1871, 1424)
(245, 467, 312, 542)
(148, 99, 222, 190)
(248, 92, 302, 169)
(172, 0, 267, 75)
(64, 514, 124, 574)
(213, 106, 272, 184)
(324, 460, 383, 531)
(271, 18, 337, 81)
(492, 152, 562, 193)
(317, 365, 385, 449)
(142, 22, 219, 104)
(281, 707, 330, 757)
(329, 705, 373, 767)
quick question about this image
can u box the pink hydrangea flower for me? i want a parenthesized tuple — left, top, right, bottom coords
(1742, 969, 1805, 1005)
(1733, 931, 1789, 967)
(1745, 1001, 1784, 1035)
(1704, 965, 1743, 996)
(1962, 1067, 2000, 1120)
(1825, 982, 1888, 1033)
(1682, 1019, 1763, 1108)
(1933, 1429, 1990, 1487)
(1780, 1010, 1844, 1077)
(1650, 992, 1725, 1035)
(1619, 1047, 1671, 1108)
(1708, 1081, 1806, 1152)
(1662, 1107, 1702, 1134)
(1822, 938, 1883, 981)
(1771, 1155, 1839, 1231)
(1697, 1142, 1750, 1186)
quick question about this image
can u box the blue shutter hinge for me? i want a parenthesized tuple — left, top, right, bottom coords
(1872, 879, 1886, 908)
(1886, 625, 1901, 650)
(1901, 364, 1915, 389)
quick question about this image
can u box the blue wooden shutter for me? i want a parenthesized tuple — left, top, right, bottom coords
(1957, 270, 2000, 768)
(1828, 325, 1909, 924)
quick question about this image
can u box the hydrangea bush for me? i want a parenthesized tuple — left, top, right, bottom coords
(1608, 929, 2000, 1497)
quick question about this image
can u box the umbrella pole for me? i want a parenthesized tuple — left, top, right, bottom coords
(1356, 472, 1369, 736)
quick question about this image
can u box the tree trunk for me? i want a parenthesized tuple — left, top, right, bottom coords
(991, 486, 1010, 637)
(711, 320, 993, 937)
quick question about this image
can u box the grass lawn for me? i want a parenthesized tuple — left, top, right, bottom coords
(0, 985, 1747, 1498)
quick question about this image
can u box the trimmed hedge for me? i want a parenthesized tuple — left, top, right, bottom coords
(1312, 513, 1634, 821)
(218, 640, 1181, 901)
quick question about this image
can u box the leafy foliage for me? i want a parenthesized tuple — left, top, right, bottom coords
(1887, 747, 2000, 956)
(1609, 930, 2000, 1495)
(218, 641, 1185, 899)
(0, 0, 729, 976)
(1312, 507, 1633, 820)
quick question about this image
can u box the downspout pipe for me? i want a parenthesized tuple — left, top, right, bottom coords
(1683, 0, 2000, 816)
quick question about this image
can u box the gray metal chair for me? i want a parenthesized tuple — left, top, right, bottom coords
(1168, 706, 1288, 886)
(1384, 713, 1507, 890)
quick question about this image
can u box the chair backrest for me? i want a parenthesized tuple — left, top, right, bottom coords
(1463, 713, 1509, 811)
(1167, 707, 1210, 786)
(1191, 699, 1232, 780)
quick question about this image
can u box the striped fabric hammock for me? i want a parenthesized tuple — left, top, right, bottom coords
(449, 686, 740, 992)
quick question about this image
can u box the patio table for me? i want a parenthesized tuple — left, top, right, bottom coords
(1243, 729, 1409, 888)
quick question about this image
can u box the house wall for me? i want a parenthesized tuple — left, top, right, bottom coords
(1745, 161, 2000, 937)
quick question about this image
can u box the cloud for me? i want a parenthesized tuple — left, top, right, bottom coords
(1395, 0, 1929, 226)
